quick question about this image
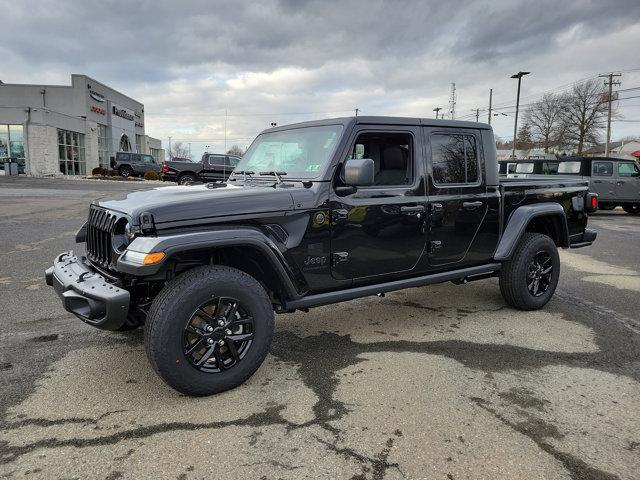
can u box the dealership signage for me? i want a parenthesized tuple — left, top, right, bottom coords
(90, 105, 106, 115)
(112, 106, 134, 121)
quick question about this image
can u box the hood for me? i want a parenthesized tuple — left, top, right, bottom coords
(97, 182, 301, 225)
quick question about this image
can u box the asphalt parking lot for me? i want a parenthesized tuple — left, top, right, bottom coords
(0, 176, 639, 480)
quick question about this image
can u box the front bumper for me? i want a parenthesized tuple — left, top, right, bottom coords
(45, 251, 130, 330)
(569, 228, 597, 249)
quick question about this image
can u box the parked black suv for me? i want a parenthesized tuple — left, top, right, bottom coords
(111, 152, 162, 178)
(46, 117, 597, 396)
(162, 153, 241, 184)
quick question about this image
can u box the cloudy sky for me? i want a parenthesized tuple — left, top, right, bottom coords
(2, 0, 640, 158)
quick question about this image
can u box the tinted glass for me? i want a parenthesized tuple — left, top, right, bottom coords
(542, 162, 559, 174)
(618, 162, 640, 177)
(464, 136, 478, 183)
(209, 155, 225, 165)
(143, 155, 154, 164)
(229, 157, 240, 167)
(431, 134, 465, 184)
(592, 162, 613, 176)
(118, 153, 130, 161)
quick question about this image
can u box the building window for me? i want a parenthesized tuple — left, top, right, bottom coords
(0, 124, 26, 172)
(149, 147, 162, 163)
(119, 134, 131, 152)
(97, 124, 110, 169)
(136, 134, 144, 154)
(58, 129, 86, 175)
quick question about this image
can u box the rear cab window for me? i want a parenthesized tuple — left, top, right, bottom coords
(557, 161, 581, 174)
(430, 133, 480, 185)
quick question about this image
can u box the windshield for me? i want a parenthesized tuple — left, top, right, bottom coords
(233, 125, 343, 179)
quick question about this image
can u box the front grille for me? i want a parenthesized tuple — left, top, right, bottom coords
(86, 206, 120, 269)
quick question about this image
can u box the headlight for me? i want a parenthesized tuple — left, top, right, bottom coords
(124, 222, 135, 243)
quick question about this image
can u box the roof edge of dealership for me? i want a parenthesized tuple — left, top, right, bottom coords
(0, 74, 164, 176)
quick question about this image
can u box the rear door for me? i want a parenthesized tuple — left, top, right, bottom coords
(615, 161, 640, 202)
(424, 128, 488, 267)
(131, 154, 143, 173)
(591, 160, 615, 201)
(203, 154, 227, 180)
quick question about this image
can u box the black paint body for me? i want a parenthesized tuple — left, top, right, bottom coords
(48, 117, 595, 328)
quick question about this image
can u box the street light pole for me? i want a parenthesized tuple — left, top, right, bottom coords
(433, 107, 442, 119)
(510, 71, 530, 160)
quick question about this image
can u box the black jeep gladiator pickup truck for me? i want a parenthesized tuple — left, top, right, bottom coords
(45, 116, 598, 396)
(162, 153, 241, 185)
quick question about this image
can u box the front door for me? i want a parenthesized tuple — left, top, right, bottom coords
(615, 161, 640, 202)
(591, 160, 616, 201)
(330, 127, 427, 280)
(424, 128, 488, 267)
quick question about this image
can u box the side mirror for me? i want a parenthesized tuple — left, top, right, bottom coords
(343, 158, 374, 186)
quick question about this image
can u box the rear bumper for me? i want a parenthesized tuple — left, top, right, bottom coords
(45, 251, 130, 330)
(570, 228, 597, 249)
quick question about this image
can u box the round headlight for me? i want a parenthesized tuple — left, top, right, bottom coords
(124, 222, 135, 242)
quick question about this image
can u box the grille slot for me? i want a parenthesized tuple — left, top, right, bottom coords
(86, 206, 120, 269)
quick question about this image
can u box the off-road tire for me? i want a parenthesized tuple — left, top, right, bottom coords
(499, 233, 560, 310)
(622, 204, 640, 215)
(119, 166, 133, 178)
(144, 265, 274, 396)
(178, 173, 197, 185)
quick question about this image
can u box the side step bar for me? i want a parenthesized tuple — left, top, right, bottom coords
(283, 263, 501, 310)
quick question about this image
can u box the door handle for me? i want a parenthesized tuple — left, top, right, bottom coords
(430, 202, 443, 212)
(400, 205, 426, 214)
(462, 201, 483, 209)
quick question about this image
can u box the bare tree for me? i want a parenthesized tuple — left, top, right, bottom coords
(525, 93, 564, 153)
(560, 79, 609, 155)
(169, 141, 191, 160)
(226, 144, 244, 157)
(516, 123, 534, 150)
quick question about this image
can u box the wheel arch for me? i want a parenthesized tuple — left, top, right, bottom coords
(494, 203, 569, 261)
(117, 229, 303, 304)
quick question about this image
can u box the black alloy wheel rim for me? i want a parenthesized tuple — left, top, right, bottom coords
(179, 176, 191, 185)
(182, 296, 255, 373)
(527, 250, 553, 297)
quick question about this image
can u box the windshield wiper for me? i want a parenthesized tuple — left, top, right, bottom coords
(259, 171, 287, 185)
(232, 170, 255, 183)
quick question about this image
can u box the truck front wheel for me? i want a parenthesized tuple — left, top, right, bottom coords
(144, 265, 274, 396)
(622, 204, 640, 215)
(499, 233, 560, 310)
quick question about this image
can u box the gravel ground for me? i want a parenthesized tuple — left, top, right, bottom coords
(0, 176, 638, 480)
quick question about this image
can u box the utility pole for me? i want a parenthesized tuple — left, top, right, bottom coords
(433, 107, 442, 119)
(168, 136, 172, 159)
(599, 72, 621, 157)
(224, 109, 228, 152)
(474, 108, 480, 122)
(487, 88, 493, 125)
(448, 83, 456, 120)
(510, 71, 530, 160)
(355, 108, 359, 117)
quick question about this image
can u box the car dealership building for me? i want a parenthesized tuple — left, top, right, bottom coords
(0, 74, 163, 175)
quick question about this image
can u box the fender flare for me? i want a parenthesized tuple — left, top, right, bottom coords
(494, 203, 569, 261)
(116, 228, 302, 299)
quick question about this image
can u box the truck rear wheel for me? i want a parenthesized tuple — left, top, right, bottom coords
(144, 265, 274, 396)
(499, 233, 560, 310)
(119, 166, 132, 178)
(622, 204, 640, 215)
(178, 173, 196, 185)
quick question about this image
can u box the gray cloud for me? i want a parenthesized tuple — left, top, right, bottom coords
(2, 0, 640, 155)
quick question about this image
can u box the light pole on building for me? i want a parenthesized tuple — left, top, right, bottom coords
(510, 71, 530, 160)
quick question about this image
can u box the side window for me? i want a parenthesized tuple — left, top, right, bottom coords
(515, 163, 534, 173)
(431, 133, 479, 185)
(617, 162, 640, 177)
(228, 157, 240, 167)
(507, 163, 517, 174)
(348, 132, 413, 186)
(142, 155, 154, 164)
(210, 155, 225, 166)
(118, 153, 130, 162)
(132, 154, 141, 163)
(592, 161, 613, 176)
(557, 161, 581, 174)
(542, 162, 559, 174)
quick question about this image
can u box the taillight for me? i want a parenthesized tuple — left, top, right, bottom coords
(162, 163, 169, 173)
(586, 192, 598, 212)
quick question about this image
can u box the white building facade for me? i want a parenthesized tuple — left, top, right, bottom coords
(0, 74, 163, 175)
